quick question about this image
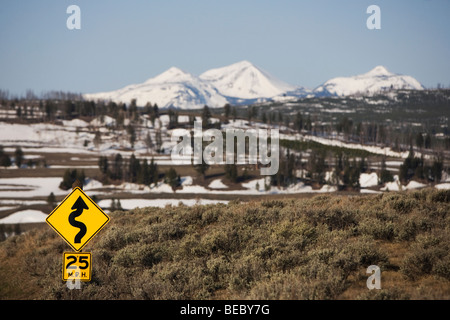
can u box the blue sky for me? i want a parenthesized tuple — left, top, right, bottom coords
(1, 0, 449, 96)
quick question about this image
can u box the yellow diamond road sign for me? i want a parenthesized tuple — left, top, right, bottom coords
(46, 187, 109, 252)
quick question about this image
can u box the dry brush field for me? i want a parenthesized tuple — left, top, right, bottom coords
(1, 188, 449, 300)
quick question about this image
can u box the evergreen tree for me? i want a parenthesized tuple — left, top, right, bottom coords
(430, 158, 443, 182)
(13, 224, 21, 236)
(295, 111, 303, 132)
(116, 199, 123, 210)
(0, 225, 6, 242)
(225, 163, 238, 183)
(128, 154, 141, 183)
(424, 134, 432, 149)
(153, 103, 159, 119)
(305, 115, 312, 132)
(127, 125, 136, 148)
(98, 156, 109, 174)
(47, 192, 56, 207)
(111, 198, 122, 211)
(278, 110, 283, 125)
(416, 132, 424, 149)
(202, 105, 211, 127)
(140, 159, 150, 185)
(15, 147, 24, 168)
(129, 99, 137, 121)
(168, 109, 178, 129)
(193, 158, 209, 179)
(224, 103, 231, 121)
(112, 153, 123, 180)
(59, 169, 85, 190)
(165, 167, 180, 191)
(0, 146, 11, 168)
(149, 158, 159, 185)
(379, 157, 394, 184)
(155, 128, 163, 153)
(262, 112, 267, 124)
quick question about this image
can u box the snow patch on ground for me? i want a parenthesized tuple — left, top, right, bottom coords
(97, 198, 228, 210)
(380, 175, 401, 191)
(0, 210, 48, 224)
(435, 183, 450, 190)
(242, 178, 265, 191)
(404, 181, 427, 190)
(0, 177, 66, 198)
(359, 172, 378, 188)
(208, 179, 228, 189)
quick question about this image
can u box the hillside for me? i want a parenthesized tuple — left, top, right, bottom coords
(1, 188, 449, 300)
(313, 66, 424, 96)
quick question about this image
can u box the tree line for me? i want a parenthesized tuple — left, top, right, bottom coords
(0, 146, 24, 168)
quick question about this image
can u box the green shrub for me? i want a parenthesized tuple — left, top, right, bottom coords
(400, 234, 449, 280)
(359, 219, 397, 240)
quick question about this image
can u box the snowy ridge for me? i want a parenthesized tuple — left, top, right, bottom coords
(85, 61, 300, 109)
(84, 63, 424, 109)
(84, 67, 228, 110)
(199, 60, 296, 99)
(313, 66, 424, 96)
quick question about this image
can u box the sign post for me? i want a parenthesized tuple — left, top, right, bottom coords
(46, 181, 109, 284)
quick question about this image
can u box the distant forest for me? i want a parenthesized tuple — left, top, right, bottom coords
(1, 88, 449, 191)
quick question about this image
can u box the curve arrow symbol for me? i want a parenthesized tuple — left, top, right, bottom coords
(69, 196, 89, 244)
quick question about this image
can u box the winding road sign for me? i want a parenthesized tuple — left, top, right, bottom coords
(46, 187, 109, 252)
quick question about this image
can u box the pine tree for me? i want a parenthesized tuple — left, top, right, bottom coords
(202, 105, 211, 128)
(129, 99, 137, 121)
(127, 125, 136, 148)
(295, 111, 303, 132)
(59, 169, 85, 190)
(145, 131, 153, 153)
(112, 153, 123, 180)
(165, 167, 180, 191)
(15, 147, 24, 168)
(424, 134, 432, 149)
(149, 158, 158, 184)
(262, 112, 267, 124)
(224, 103, 231, 121)
(98, 156, 109, 174)
(416, 132, 424, 149)
(47, 192, 56, 207)
(140, 159, 150, 185)
(193, 159, 209, 179)
(128, 154, 141, 183)
(0, 146, 11, 168)
(116, 199, 123, 210)
(155, 128, 162, 153)
(168, 109, 178, 129)
(379, 157, 394, 183)
(225, 163, 238, 183)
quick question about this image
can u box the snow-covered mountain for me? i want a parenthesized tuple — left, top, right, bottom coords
(84, 61, 304, 109)
(199, 60, 296, 100)
(313, 66, 424, 96)
(84, 63, 425, 109)
(84, 67, 228, 110)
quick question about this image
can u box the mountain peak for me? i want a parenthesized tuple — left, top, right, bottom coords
(146, 67, 192, 84)
(365, 65, 393, 77)
(314, 66, 423, 96)
(231, 60, 254, 68)
(200, 61, 295, 99)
